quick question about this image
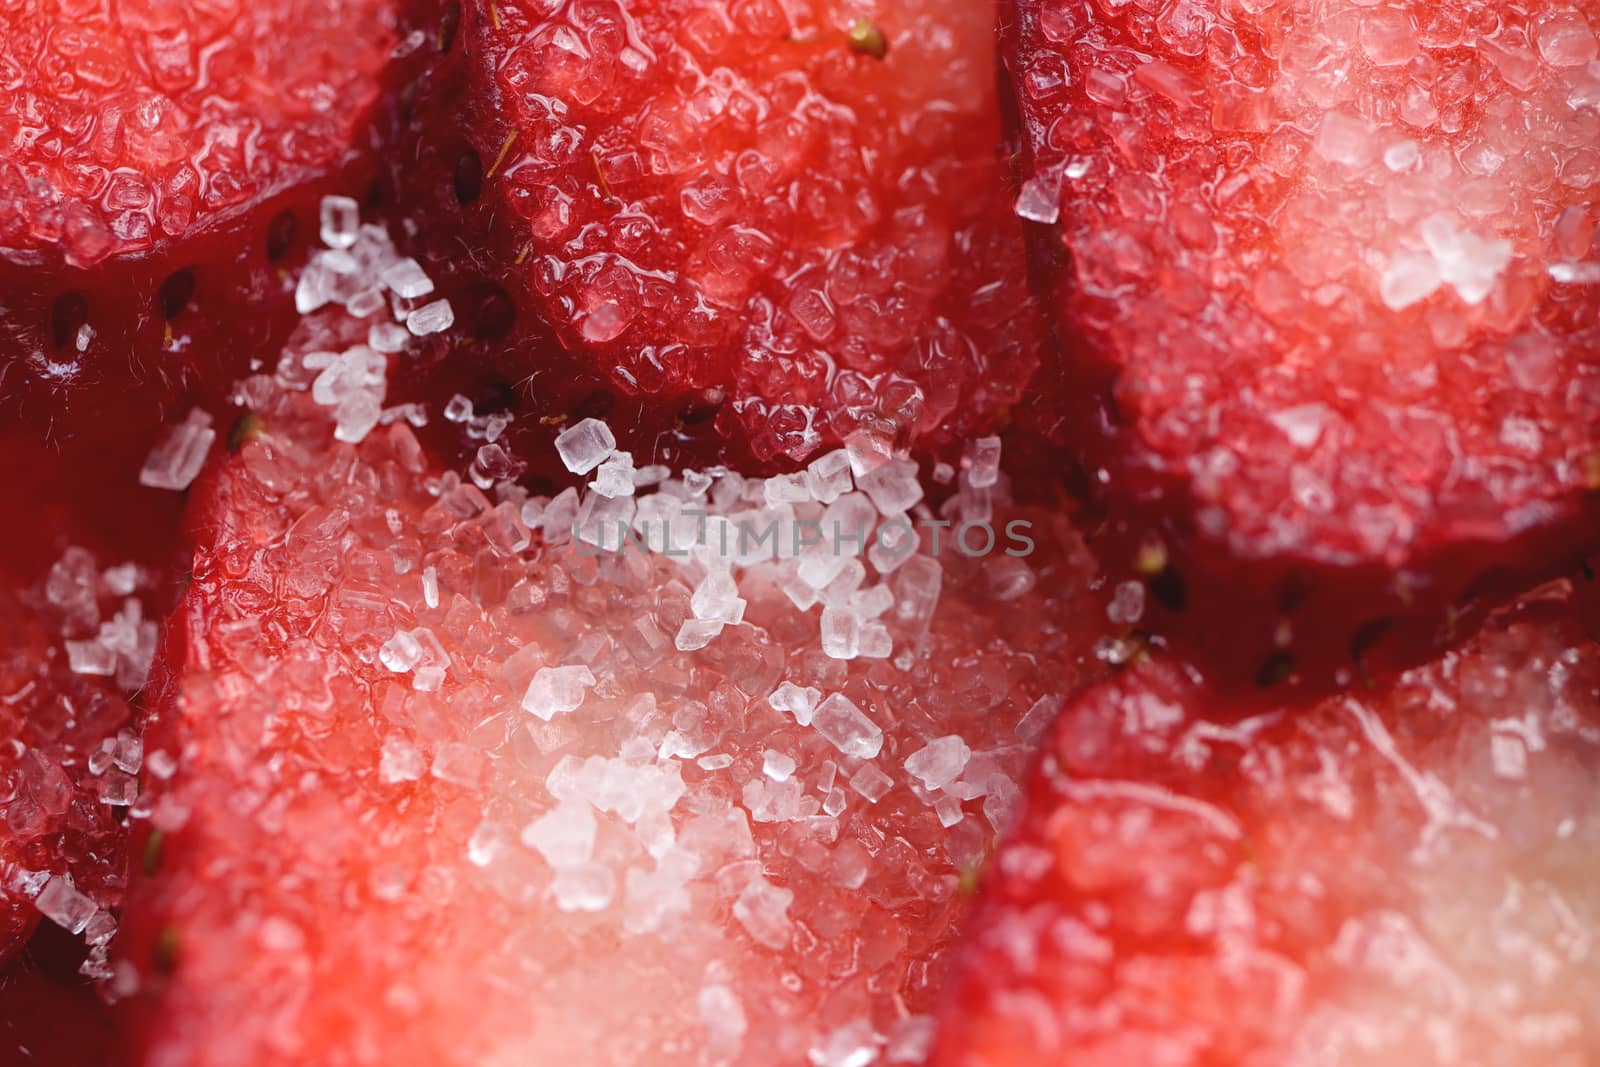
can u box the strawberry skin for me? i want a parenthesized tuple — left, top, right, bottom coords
(1002, 0, 1600, 689)
(936, 574, 1600, 1066)
(0, 955, 122, 1066)
(0, 0, 403, 478)
(116, 371, 1108, 1065)
(382, 0, 1046, 471)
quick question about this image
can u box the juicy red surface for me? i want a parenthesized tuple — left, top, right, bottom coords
(1002, 0, 1600, 686)
(385, 0, 1045, 470)
(3, 0, 1598, 1061)
(0, 0, 402, 474)
(935, 575, 1600, 1066)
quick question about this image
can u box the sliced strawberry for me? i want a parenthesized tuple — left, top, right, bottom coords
(383, 0, 1045, 470)
(935, 574, 1600, 1065)
(114, 365, 1107, 1063)
(1002, 0, 1600, 688)
(0, 0, 403, 477)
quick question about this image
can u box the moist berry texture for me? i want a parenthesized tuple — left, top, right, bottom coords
(388, 0, 1045, 467)
(1003, 0, 1600, 685)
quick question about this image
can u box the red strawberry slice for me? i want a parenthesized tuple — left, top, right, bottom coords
(1002, 0, 1600, 688)
(382, 0, 1046, 470)
(0, 0, 403, 479)
(114, 366, 1107, 1064)
(935, 573, 1600, 1065)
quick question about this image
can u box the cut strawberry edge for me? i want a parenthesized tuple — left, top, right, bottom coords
(106, 324, 1113, 1064)
(1014, 272, 1600, 701)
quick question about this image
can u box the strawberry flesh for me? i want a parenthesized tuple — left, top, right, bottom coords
(936, 575, 1600, 1065)
(1002, 0, 1600, 688)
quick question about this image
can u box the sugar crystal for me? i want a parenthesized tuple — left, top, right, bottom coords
(764, 473, 812, 507)
(675, 618, 724, 651)
(733, 876, 793, 950)
(843, 430, 893, 478)
(805, 449, 853, 504)
(699, 985, 748, 1058)
(552, 862, 615, 912)
(812, 694, 883, 759)
(430, 743, 486, 788)
(379, 257, 435, 300)
(555, 418, 617, 476)
(1106, 581, 1146, 625)
(885, 1016, 935, 1063)
(692, 571, 746, 625)
(139, 409, 216, 491)
(964, 436, 1002, 489)
(591, 451, 637, 498)
(405, 299, 456, 336)
(810, 1020, 879, 1067)
(66, 640, 117, 677)
(522, 800, 597, 868)
(769, 683, 822, 726)
(378, 737, 425, 783)
(1016, 695, 1063, 743)
(763, 750, 797, 781)
(379, 629, 422, 673)
(319, 195, 360, 249)
(1420, 215, 1513, 306)
(36, 875, 96, 935)
(820, 608, 860, 660)
(522, 665, 598, 720)
(848, 763, 893, 803)
(856, 459, 924, 515)
(112, 732, 142, 774)
(904, 735, 971, 791)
